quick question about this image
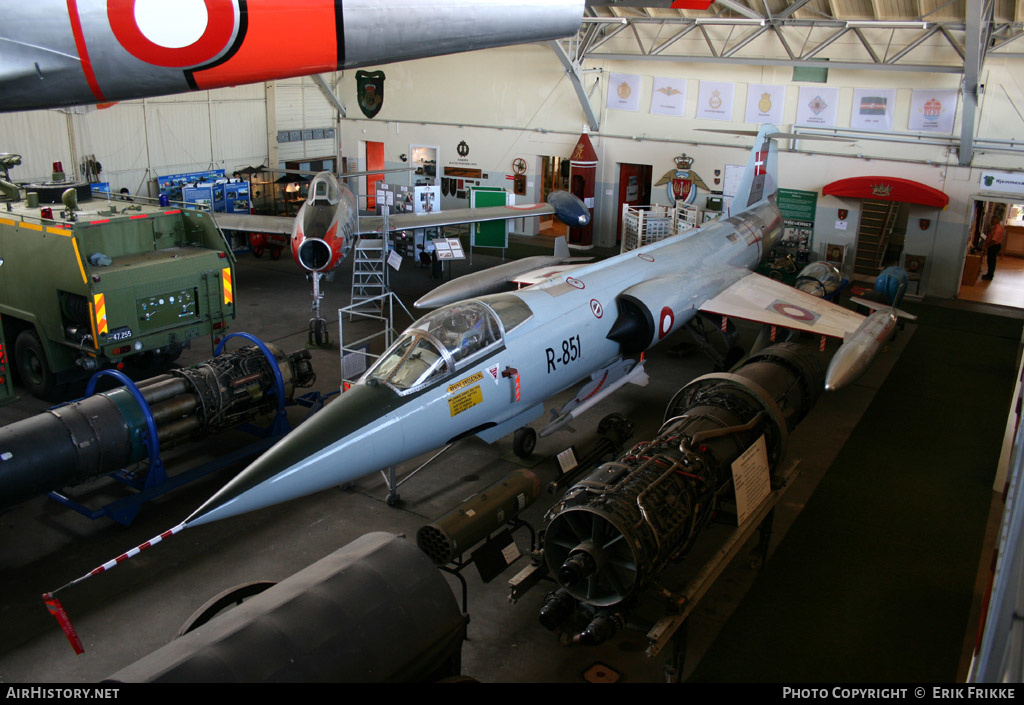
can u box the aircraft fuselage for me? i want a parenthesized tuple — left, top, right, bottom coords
(1, 0, 584, 112)
(187, 198, 782, 525)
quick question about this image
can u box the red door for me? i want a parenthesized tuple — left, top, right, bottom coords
(365, 141, 385, 210)
(616, 163, 653, 243)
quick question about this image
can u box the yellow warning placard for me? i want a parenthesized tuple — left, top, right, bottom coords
(448, 385, 483, 417)
(448, 371, 483, 395)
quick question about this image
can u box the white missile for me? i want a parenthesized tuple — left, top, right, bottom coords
(825, 298, 916, 391)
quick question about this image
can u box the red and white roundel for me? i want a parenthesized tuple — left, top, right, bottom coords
(771, 301, 816, 322)
(566, 276, 585, 290)
(108, 0, 240, 68)
(590, 299, 603, 318)
(659, 307, 674, 338)
(637, 252, 655, 262)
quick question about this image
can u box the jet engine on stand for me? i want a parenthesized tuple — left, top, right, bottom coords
(0, 341, 316, 519)
(538, 342, 825, 645)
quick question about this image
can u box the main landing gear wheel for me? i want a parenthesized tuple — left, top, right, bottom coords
(309, 318, 330, 346)
(513, 426, 537, 459)
(15, 329, 58, 400)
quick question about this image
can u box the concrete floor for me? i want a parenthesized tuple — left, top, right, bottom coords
(0, 239, 984, 683)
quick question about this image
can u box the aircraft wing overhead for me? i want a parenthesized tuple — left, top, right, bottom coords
(700, 271, 865, 340)
(357, 203, 557, 234)
(214, 213, 293, 235)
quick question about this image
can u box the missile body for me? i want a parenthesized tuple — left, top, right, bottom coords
(824, 308, 898, 391)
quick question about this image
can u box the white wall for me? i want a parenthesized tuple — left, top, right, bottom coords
(3, 39, 1023, 299)
(330, 44, 1024, 298)
(0, 84, 266, 196)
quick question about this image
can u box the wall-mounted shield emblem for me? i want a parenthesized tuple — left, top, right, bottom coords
(919, 218, 931, 230)
(356, 70, 385, 118)
(837, 209, 848, 220)
(671, 178, 693, 201)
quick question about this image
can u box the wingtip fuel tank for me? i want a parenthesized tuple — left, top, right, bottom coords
(824, 308, 898, 391)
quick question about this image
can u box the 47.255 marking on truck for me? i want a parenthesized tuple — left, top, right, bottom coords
(546, 335, 581, 373)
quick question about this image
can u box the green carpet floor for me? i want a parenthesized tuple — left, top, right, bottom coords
(689, 302, 1022, 682)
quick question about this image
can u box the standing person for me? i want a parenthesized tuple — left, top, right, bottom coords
(982, 216, 1005, 281)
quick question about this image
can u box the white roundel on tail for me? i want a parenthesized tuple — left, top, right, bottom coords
(134, 0, 209, 49)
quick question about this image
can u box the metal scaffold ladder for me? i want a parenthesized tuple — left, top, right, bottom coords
(350, 237, 388, 310)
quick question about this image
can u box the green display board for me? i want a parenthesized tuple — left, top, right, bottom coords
(470, 187, 509, 249)
(777, 188, 818, 221)
(776, 188, 818, 259)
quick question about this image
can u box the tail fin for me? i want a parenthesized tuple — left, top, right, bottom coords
(729, 124, 779, 216)
(553, 235, 569, 259)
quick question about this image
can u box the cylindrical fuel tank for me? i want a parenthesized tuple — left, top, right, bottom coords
(107, 533, 467, 683)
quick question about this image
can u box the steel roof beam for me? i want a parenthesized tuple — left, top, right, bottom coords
(587, 52, 964, 72)
(549, 40, 600, 132)
(958, 0, 988, 165)
(714, 0, 766, 20)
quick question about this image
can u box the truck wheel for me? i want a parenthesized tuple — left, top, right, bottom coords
(252, 245, 264, 258)
(270, 246, 282, 260)
(15, 330, 58, 400)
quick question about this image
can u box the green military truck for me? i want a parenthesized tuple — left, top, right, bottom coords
(0, 194, 236, 398)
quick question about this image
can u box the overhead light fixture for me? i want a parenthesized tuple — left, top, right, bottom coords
(695, 18, 766, 26)
(846, 20, 929, 29)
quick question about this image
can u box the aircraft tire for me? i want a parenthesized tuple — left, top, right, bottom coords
(311, 318, 329, 346)
(513, 427, 537, 458)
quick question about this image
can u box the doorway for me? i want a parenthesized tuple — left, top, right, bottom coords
(616, 163, 653, 244)
(539, 155, 570, 236)
(957, 198, 1024, 307)
(852, 199, 909, 278)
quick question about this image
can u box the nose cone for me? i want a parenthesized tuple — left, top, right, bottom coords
(548, 190, 590, 228)
(186, 384, 406, 526)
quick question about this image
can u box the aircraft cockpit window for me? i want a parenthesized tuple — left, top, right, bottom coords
(309, 177, 340, 207)
(475, 293, 533, 333)
(412, 300, 502, 365)
(368, 335, 448, 391)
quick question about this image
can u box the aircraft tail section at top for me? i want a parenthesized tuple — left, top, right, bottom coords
(729, 124, 780, 216)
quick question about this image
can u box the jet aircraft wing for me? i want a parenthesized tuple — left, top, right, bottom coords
(700, 271, 866, 340)
(214, 213, 293, 235)
(510, 263, 588, 287)
(356, 203, 563, 234)
(213, 202, 573, 237)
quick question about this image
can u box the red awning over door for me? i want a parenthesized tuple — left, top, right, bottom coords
(822, 176, 949, 208)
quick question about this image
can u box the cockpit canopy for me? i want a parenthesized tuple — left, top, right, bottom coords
(367, 296, 531, 393)
(308, 174, 340, 207)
